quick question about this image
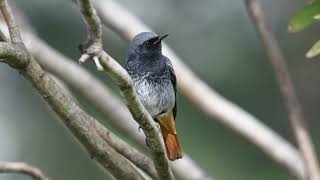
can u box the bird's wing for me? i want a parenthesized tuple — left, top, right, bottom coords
(164, 56, 177, 119)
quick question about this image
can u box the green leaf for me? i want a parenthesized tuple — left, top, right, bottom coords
(288, 0, 320, 33)
(306, 40, 320, 58)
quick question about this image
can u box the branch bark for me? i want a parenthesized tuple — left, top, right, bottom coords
(0, 1, 145, 179)
(0, 0, 22, 44)
(95, 123, 158, 179)
(92, 0, 307, 179)
(245, 1, 320, 180)
(76, 0, 174, 179)
(0, 162, 49, 180)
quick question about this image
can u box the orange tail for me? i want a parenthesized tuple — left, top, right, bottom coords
(157, 112, 183, 161)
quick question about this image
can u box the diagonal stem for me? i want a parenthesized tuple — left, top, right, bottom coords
(245, 0, 320, 179)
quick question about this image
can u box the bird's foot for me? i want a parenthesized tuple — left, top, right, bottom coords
(78, 40, 104, 71)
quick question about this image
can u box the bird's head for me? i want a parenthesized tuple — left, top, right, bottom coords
(129, 32, 168, 55)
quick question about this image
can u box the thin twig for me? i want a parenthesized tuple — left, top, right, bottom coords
(76, 0, 174, 179)
(0, 0, 22, 44)
(0, 162, 49, 180)
(245, 0, 320, 180)
(92, 0, 306, 178)
(77, 0, 101, 44)
(76, 0, 103, 68)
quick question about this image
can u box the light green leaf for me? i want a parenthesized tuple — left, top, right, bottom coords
(306, 40, 320, 58)
(288, 0, 320, 33)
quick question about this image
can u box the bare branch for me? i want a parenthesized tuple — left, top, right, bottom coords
(245, 0, 320, 180)
(76, 0, 174, 179)
(0, 0, 22, 44)
(0, 3, 145, 179)
(92, 0, 307, 179)
(77, 0, 101, 44)
(76, 0, 102, 68)
(0, 162, 49, 180)
(94, 122, 158, 179)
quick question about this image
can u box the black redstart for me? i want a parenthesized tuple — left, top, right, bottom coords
(125, 32, 183, 161)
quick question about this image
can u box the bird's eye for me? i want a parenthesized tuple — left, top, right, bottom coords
(144, 41, 150, 46)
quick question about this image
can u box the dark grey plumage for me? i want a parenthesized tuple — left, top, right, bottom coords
(125, 32, 183, 161)
(125, 32, 177, 119)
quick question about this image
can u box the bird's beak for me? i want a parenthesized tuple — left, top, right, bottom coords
(154, 34, 168, 45)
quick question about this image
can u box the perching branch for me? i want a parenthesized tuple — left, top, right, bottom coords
(0, 1, 145, 179)
(0, 162, 49, 180)
(92, 0, 306, 179)
(76, 0, 174, 179)
(244, 0, 320, 180)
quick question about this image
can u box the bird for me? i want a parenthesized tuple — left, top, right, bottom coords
(125, 32, 183, 161)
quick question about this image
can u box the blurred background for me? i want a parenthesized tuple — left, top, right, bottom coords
(0, 0, 319, 179)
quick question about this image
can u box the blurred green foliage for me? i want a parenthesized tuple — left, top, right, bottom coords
(289, 0, 320, 33)
(289, 0, 320, 58)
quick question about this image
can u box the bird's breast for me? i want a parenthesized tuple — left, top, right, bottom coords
(133, 75, 175, 117)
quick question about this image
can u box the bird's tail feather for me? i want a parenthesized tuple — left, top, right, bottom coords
(157, 113, 183, 161)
